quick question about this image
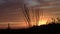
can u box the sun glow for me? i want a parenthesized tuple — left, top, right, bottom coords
(38, 20, 47, 26)
(38, 17, 48, 26)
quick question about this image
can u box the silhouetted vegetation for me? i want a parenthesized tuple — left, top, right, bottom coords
(0, 23, 60, 33)
(50, 17, 60, 23)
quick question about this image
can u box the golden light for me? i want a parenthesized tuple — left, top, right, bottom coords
(38, 20, 47, 26)
(38, 17, 48, 26)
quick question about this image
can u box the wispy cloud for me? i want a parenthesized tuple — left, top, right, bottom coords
(24, 0, 40, 7)
(43, 0, 56, 2)
(51, 11, 60, 14)
(40, 5, 60, 9)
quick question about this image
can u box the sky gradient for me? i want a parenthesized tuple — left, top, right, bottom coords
(0, 0, 60, 29)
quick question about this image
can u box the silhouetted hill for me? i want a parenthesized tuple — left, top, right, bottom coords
(25, 23, 60, 33)
(0, 23, 60, 33)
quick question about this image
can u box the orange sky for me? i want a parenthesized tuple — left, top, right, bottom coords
(0, 0, 60, 29)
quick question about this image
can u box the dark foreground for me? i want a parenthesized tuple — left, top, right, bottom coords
(0, 23, 60, 33)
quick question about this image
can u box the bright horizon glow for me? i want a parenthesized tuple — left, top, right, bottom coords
(38, 20, 47, 26)
(38, 16, 49, 26)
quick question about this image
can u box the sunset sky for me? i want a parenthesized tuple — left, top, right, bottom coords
(0, 0, 60, 29)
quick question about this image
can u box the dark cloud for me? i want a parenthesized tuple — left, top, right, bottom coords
(7, 0, 23, 3)
(0, 0, 23, 5)
(0, 0, 7, 5)
(0, 0, 40, 7)
(44, 0, 51, 1)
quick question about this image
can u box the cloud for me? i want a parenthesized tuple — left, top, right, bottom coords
(0, 0, 7, 5)
(0, 0, 23, 5)
(51, 11, 60, 14)
(43, 0, 55, 2)
(8, 0, 23, 3)
(40, 5, 60, 9)
(24, 0, 40, 7)
(0, 0, 40, 7)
